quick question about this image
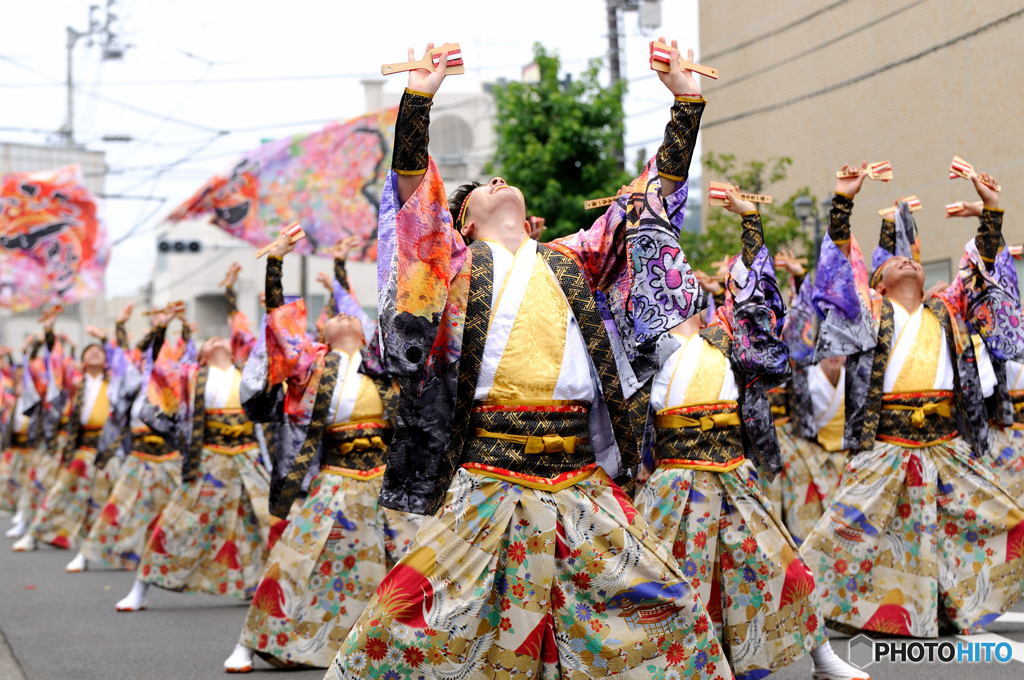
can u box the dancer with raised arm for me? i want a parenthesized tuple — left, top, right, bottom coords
(764, 253, 848, 544)
(115, 279, 273, 612)
(76, 308, 184, 573)
(800, 164, 1024, 636)
(13, 324, 117, 553)
(947, 202, 1024, 504)
(222, 236, 419, 673)
(325, 40, 728, 680)
(633, 188, 867, 680)
(1, 349, 31, 524)
(8, 308, 74, 539)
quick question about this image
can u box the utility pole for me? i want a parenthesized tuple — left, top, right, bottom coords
(60, 1, 126, 147)
(300, 255, 308, 304)
(606, 0, 624, 167)
(605, 0, 661, 169)
(606, 1, 622, 85)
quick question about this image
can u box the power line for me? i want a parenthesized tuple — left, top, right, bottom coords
(0, 56, 600, 90)
(149, 255, 220, 296)
(115, 61, 215, 165)
(85, 98, 494, 179)
(85, 147, 253, 177)
(115, 132, 227, 192)
(0, 125, 56, 135)
(0, 52, 225, 134)
(703, 0, 930, 95)
(624, 0, 851, 86)
(624, 7, 1022, 149)
(703, 6, 1024, 130)
(108, 132, 226, 246)
(0, 72, 377, 88)
(98, 193, 168, 200)
(702, 0, 855, 62)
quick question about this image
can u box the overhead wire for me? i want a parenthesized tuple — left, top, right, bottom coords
(109, 132, 226, 246)
(0, 53, 225, 134)
(115, 61, 214, 164)
(625, 5, 1024, 147)
(703, 0, 931, 95)
(703, 5, 1024, 130)
(702, 0, 855, 62)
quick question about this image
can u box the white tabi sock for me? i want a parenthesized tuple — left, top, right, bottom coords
(811, 641, 871, 680)
(5, 515, 27, 538)
(12, 532, 35, 551)
(223, 644, 254, 673)
(65, 552, 88, 572)
(115, 578, 150, 612)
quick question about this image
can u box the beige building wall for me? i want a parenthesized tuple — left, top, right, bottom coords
(699, 0, 1024, 280)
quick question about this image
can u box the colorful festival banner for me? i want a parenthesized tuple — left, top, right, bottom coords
(168, 107, 398, 260)
(0, 165, 108, 311)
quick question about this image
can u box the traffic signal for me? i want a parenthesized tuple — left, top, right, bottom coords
(158, 239, 202, 254)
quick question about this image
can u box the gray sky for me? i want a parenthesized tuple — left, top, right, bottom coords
(1, 0, 699, 297)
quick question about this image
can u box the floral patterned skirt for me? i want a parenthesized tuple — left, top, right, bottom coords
(29, 448, 121, 549)
(763, 424, 847, 545)
(634, 461, 825, 679)
(0, 446, 32, 513)
(799, 437, 1024, 637)
(985, 426, 1024, 505)
(18, 446, 61, 520)
(137, 445, 272, 599)
(325, 465, 730, 680)
(80, 451, 182, 569)
(239, 466, 422, 668)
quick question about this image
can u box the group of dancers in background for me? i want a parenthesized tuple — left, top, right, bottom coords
(1, 40, 1023, 680)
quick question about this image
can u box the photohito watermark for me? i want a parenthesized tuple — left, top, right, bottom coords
(848, 634, 1014, 668)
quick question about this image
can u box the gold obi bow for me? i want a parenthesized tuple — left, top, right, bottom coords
(882, 399, 953, 428)
(337, 436, 387, 455)
(474, 429, 583, 454)
(205, 420, 254, 437)
(654, 411, 741, 431)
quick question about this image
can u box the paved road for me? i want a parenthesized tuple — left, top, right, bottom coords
(0, 531, 325, 680)
(1, 521, 1022, 680)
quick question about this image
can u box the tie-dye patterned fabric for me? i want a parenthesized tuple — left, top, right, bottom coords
(0, 165, 109, 311)
(167, 109, 397, 261)
(326, 467, 730, 680)
(800, 437, 1024, 636)
(137, 446, 272, 598)
(634, 462, 826, 679)
(80, 451, 182, 569)
(238, 469, 421, 667)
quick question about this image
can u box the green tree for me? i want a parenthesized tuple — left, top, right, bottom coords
(486, 44, 633, 240)
(682, 152, 814, 275)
